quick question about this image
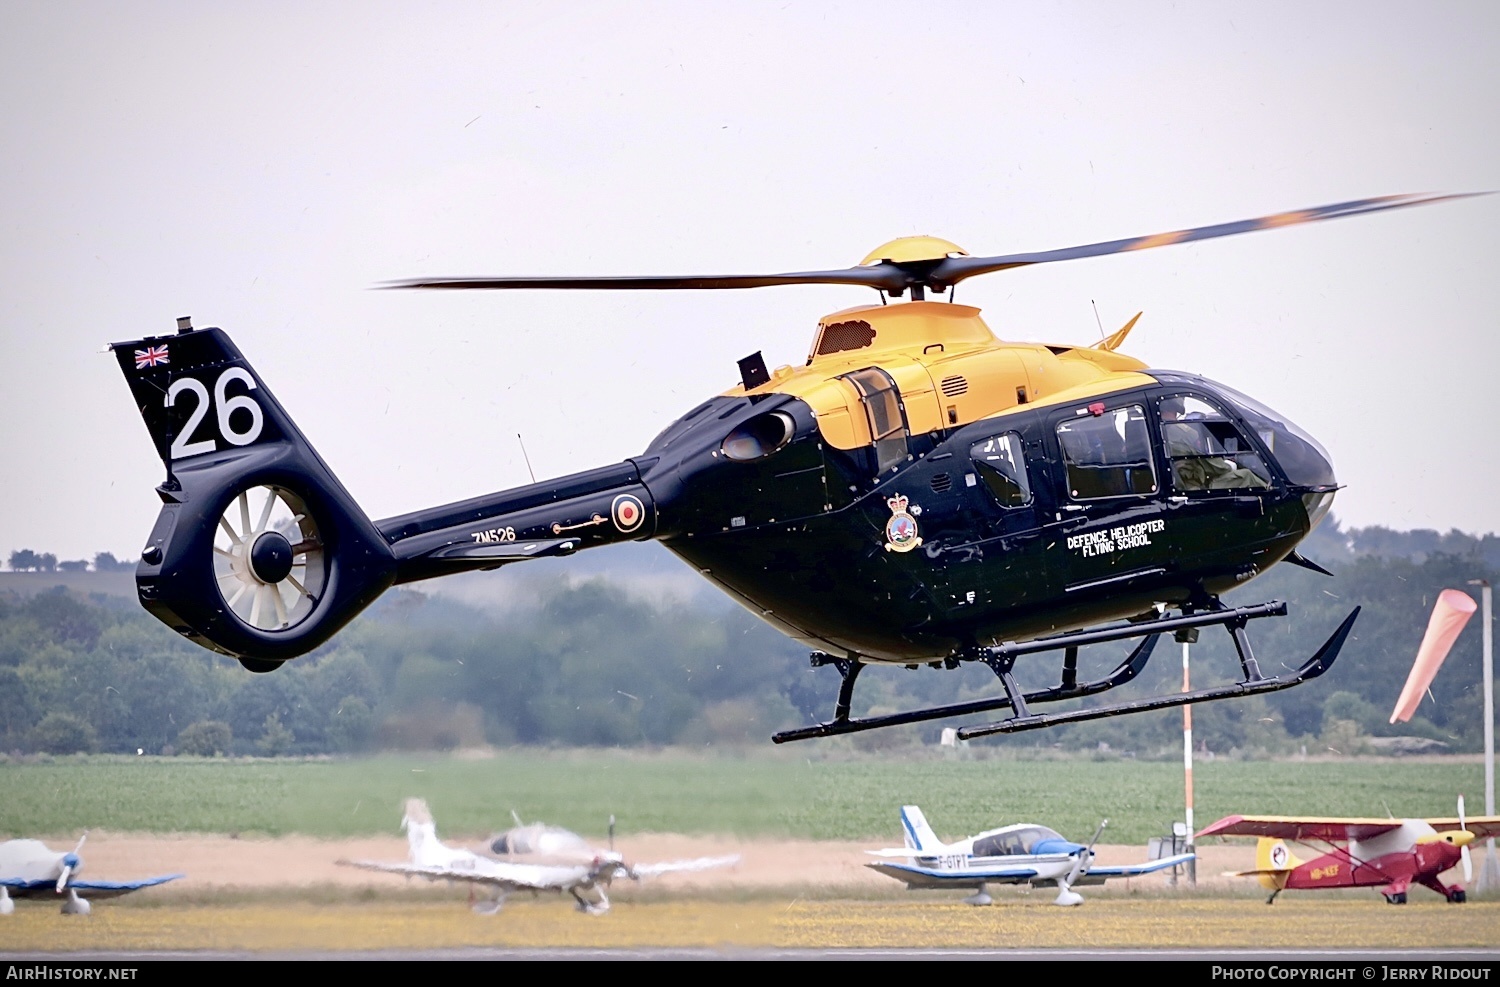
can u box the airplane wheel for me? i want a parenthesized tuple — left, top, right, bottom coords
(1384, 892, 1407, 905)
(213, 485, 326, 632)
(238, 657, 283, 674)
(1448, 889, 1467, 904)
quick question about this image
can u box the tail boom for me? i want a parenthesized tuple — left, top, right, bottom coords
(112, 322, 660, 666)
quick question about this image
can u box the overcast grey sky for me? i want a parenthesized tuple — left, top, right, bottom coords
(3, 1, 1498, 564)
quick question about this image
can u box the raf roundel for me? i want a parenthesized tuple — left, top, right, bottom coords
(612, 493, 645, 534)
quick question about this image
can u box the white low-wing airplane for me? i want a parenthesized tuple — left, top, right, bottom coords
(866, 805, 1196, 906)
(0, 834, 183, 915)
(338, 799, 738, 915)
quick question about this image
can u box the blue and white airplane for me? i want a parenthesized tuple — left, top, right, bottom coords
(0, 834, 183, 915)
(866, 805, 1195, 906)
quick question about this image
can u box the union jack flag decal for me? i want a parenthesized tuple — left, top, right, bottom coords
(134, 345, 170, 369)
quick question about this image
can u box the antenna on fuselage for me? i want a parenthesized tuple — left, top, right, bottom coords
(517, 434, 537, 484)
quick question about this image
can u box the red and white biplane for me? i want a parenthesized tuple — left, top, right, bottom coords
(1198, 799, 1500, 904)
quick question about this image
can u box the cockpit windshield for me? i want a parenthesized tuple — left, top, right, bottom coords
(1212, 383, 1337, 489)
(970, 825, 1064, 857)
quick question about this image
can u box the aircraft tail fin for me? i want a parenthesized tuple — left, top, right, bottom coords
(1225, 838, 1301, 892)
(401, 798, 448, 867)
(1254, 837, 1300, 872)
(900, 806, 942, 853)
(110, 321, 396, 667)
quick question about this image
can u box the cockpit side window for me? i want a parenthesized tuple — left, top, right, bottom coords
(1056, 404, 1158, 500)
(972, 832, 1025, 857)
(969, 432, 1031, 507)
(1157, 395, 1272, 493)
(845, 368, 908, 474)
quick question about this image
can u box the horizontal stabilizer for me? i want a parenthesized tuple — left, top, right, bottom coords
(424, 538, 581, 564)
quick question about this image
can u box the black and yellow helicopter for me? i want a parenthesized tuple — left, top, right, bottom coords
(110, 192, 1474, 743)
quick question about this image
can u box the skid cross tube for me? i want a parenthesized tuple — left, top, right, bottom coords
(772, 599, 1350, 745)
(773, 634, 1159, 743)
(957, 605, 1360, 740)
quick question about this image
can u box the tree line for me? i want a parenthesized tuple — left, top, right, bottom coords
(0, 516, 1495, 757)
(6, 551, 134, 573)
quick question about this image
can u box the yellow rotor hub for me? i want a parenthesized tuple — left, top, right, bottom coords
(860, 236, 968, 267)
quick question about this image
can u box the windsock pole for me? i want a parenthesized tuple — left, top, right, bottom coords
(1182, 634, 1197, 886)
(1470, 579, 1498, 893)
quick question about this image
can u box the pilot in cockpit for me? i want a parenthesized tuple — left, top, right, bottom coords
(1160, 396, 1269, 491)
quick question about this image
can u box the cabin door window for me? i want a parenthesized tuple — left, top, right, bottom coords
(1055, 404, 1158, 500)
(968, 432, 1032, 508)
(845, 368, 909, 475)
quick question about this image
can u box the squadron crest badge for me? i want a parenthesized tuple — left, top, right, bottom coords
(883, 494, 922, 553)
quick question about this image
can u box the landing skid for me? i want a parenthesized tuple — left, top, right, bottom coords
(772, 601, 1359, 744)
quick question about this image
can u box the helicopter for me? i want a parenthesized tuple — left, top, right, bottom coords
(110, 192, 1476, 744)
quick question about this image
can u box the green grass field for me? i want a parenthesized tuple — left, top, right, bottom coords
(1, 751, 1487, 844)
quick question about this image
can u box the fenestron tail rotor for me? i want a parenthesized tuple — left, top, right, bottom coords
(383, 192, 1483, 300)
(213, 485, 326, 633)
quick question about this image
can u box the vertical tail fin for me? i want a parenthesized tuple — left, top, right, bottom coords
(401, 798, 453, 868)
(900, 806, 942, 853)
(110, 321, 396, 666)
(1255, 837, 1300, 872)
(1247, 837, 1300, 892)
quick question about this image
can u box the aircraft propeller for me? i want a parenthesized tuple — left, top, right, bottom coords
(55, 832, 86, 893)
(382, 192, 1481, 300)
(1459, 795, 1473, 883)
(1055, 819, 1108, 907)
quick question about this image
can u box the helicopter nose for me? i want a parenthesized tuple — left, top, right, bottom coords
(1301, 488, 1335, 531)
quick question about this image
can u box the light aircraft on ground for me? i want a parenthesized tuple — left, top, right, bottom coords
(111, 193, 1480, 743)
(338, 799, 738, 915)
(0, 834, 183, 915)
(865, 805, 1194, 906)
(1198, 798, 1500, 904)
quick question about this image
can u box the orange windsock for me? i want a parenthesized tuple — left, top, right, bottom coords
(1390, 589, 1477, 723)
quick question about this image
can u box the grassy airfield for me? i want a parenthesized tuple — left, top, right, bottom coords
(1, 751, 1489, 844)
(2, 752, 1497, 954)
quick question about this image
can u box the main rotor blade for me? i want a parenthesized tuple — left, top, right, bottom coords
(381, 267, 903, 292)
(931, 192, 1483, 287)
(382, 191, 1482, 297)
